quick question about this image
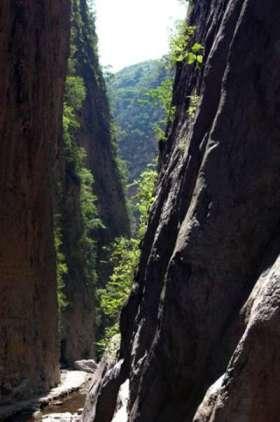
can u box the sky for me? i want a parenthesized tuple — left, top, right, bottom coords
(95, 0, 187, 72)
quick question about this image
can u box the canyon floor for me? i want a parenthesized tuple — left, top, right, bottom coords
(2, 370, 92, 421)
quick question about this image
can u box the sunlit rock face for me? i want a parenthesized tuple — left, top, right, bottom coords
(0, 0, 70, 403)
(83, 0, 280, 420)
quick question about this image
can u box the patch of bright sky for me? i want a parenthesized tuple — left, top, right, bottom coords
(95, 0, 187, 72)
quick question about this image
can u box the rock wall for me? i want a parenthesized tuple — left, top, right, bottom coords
(83, 0, 280, 420)
(0, 0, 70, 403)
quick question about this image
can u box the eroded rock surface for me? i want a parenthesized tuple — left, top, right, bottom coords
(0, 0, 70, 403)
(83, 0, 280, 420)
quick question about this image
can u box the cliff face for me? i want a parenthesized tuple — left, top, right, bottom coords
(60, 0, 130, 365)
(0, 1, 70, 402)
(83, 0, 280, 420)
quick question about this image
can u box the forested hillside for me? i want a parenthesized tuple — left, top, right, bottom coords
(107, 59, 171, 182)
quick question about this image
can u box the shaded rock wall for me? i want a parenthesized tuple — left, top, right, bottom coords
(0, 0, 70, 403)
(83, 0, 280, 420)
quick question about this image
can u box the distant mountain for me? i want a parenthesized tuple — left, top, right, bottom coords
(107, 59, 170, 182)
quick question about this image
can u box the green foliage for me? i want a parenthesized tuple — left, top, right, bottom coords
(96, 7, 204, 356)
(100, 237, 140, 319)
(78, 163, 104, 285)
(63, 76, 97, 227)
(54, 225, 68, 311)
(146, 78, 175, 142)
(54, 78, 84, 313)
(97, 236, 140, 352)
(62, 124, 99, 249)
(80, 166, 100, 233)
(142, 23, 204, 144)
(169, 21, 204, 66)
(107, 20, 204, 180)
(134, 168, 158, 238)
(57, 69, 102, 309)
(115, 156, 129, 194)
(65, 76, 86, 111)
(63, 76, 86, 166)
(146, 79, 173, 116)
(187, 43, 204, 65)
(107, 59, 171, 182)
(97, 168, 157, 353)
(187, 91, 201, 118)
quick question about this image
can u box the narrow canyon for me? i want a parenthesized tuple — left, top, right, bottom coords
(0, 0, 280, 421)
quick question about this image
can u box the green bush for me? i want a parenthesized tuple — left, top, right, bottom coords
(169, 21, 204, 66)
(97, 168, 157, 353)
